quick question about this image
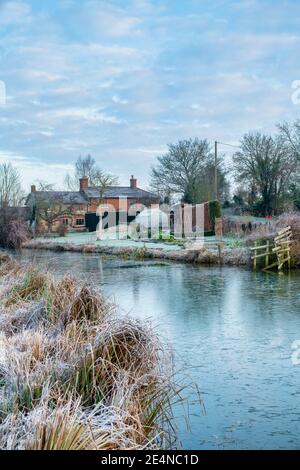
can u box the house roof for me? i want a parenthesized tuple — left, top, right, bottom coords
(26, 186, 160, 206)
(83, 186, 159, 200)
(26, 191, 88, 205)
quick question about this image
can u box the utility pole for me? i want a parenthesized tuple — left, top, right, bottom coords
(214, 140, 218, 200)
(213, 140, 240, 201)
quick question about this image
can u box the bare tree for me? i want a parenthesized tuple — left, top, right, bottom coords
(64, 155, 118, 191)
(149, 182, 173, 205)
(36, 181, 55, 191)
(278, 121, 300, 160)
(27, 190, 78, 233)
(38, 206, 69, 233)
(233, 132, 298, 215)
(36, 196, 75, 233)
(151, 138, 228, 203)
(64, 173, 78, 191)
(0, 163, 24, 208)
(75, 154, 96, 180)
(93, 169, 118, 202)
(64, 154, 96, 190)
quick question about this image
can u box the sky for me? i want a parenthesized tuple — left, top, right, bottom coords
(1, 0, 300, 192)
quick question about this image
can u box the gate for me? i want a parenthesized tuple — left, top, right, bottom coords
(85, 212, 138, 233)
(85, 213, 99, 232)
(250, 226, 293, 271)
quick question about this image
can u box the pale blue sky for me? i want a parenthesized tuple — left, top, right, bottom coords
(1, 0, 300, 190)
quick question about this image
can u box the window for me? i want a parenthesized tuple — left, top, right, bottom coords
(76, 218, 85, 226)
(62, 218, 69, 225)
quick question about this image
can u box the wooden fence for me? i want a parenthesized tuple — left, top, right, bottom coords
(250, 226, 293, 272)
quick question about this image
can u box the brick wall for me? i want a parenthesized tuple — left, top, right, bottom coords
(87, 197, 158, 213)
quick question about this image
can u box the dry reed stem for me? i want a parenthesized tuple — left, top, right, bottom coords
(0, 255, 177, 450)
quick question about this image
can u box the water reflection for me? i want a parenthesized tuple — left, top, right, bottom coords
(19, 250, 300, 449)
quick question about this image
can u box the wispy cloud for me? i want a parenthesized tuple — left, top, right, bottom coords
(112, 95, 129, 105)
(0, 0, 300, 191)
(36, 107, 122, 124)
(0, 0, 32, 27)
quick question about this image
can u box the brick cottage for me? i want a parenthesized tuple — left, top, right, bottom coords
(26, 176, 160, 233)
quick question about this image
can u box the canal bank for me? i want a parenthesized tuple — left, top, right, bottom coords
(23, 238, 251, 267)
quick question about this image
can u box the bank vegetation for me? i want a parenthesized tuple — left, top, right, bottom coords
(0, 252, 177, 450)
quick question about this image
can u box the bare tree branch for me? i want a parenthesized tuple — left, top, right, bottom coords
(0, 163, 25, 208)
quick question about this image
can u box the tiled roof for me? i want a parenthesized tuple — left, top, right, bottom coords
(26, 187, 160, 206)
(84, 186, 159, 199)
(26, 191, 88, 205)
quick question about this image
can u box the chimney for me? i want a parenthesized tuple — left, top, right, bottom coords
(80, 177, 89, 191)
(31, 185, 36, 193)
(130, 175, 137, 189)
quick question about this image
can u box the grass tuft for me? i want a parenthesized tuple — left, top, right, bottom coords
(0, 256, 180, 449)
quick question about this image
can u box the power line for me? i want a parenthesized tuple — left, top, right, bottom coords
(216, 141, 240, 149)
(214, 140, 240, 200)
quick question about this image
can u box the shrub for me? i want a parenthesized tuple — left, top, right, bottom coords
(57, 223, 68, 237)
(223, 216, 273, 238)
(243, 211, 300, 267)
(275, 212, 300, 266)
(209, 200, 222, 233)
(0, 218, 29, 250)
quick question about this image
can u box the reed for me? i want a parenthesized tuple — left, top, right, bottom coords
(0, 254, 178, 449)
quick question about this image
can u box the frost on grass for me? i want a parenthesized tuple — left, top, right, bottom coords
(0, 253, 177, 450)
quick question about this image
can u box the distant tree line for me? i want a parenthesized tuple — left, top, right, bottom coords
(151, 120, 300, 216)
(1, 120, 300, 220)
(232, 122, 300, 216)
(0, 163, 28, 248)
(150, 138, 229, 205)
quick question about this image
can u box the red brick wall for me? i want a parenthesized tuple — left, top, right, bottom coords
(173, 202, 214, 233)
(87, 198, 158, 213)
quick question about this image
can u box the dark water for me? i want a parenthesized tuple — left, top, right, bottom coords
(20, 249, 300, 449)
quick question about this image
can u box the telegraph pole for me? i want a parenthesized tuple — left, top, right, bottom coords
(214, 140, 218, 200)
(213, 140, 240, 201)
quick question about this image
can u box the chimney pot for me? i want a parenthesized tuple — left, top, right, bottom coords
(130, 175, 137, 189)
(31, 185, 36, 193)
(80, 177, 89, 191)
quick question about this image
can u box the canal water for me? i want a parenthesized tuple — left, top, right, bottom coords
(20, 250, 300, 449)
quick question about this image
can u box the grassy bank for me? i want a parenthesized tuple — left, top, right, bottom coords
(25, 211, 300, 269)
(23, 239, 252, 266)
(0, 252, 177, 450)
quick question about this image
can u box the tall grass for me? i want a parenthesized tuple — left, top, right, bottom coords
(0, 253, 179, 449)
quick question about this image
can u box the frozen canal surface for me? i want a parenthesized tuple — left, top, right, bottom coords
(20, 250, 300, 450)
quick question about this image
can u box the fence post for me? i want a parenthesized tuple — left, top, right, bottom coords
(253, 240, 257, 270)
(265, 240, 269, 268)
(217, 243, 222, 265)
